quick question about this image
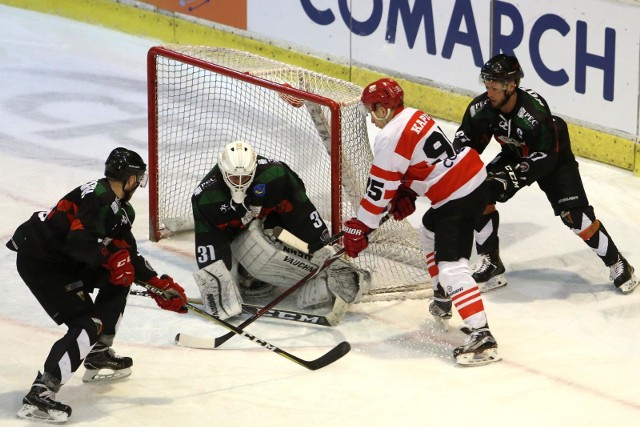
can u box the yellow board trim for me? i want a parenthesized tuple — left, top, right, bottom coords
(2, 0, 637, 175)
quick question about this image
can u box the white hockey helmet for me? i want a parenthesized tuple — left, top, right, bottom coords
(218, 140, 258, 204)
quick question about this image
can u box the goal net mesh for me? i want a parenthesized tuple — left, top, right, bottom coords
(148, 45, 431, 299)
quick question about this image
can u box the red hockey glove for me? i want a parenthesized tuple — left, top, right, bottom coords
(103, 249, 134, 286)
(342, 218, 371, 258)
(389, 185, 417, 220)
(147, 275, 188, 314)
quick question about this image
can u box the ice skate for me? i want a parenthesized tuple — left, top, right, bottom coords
(453, 326, 501, 366)
(609, 254, 639, 294)
(82, 343, 132, 383)
(428, 283, 452, 331)
(473, 251, 507, 292)
(17, 372, 71, 424)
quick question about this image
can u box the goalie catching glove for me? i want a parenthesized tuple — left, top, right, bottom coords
(296, 245, 372, 308)
(146, 275, 188, 313)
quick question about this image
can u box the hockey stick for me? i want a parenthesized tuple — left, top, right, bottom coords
(272, 226, 343, 255)
(136, 281, 351, 370)
(130, 288, 343, 327)
(210, 214, 391, 348)
(130, 288, 201, 304)
(239, 300, 347, 327)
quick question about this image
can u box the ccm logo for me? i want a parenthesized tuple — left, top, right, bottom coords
(116, 256, 130, 267)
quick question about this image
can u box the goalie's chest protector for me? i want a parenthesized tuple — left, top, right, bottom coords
(245, 162, 296, 218)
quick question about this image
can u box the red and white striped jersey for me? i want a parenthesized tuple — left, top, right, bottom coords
(357, 107, 487, 228)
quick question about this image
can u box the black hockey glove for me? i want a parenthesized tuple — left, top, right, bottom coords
(486, 164, 527, 203)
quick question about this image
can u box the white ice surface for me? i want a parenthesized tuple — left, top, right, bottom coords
(1, 5, 640, 427)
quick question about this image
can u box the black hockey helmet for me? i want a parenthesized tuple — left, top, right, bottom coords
(104, 147, 148, 188)
(480, 54, 523, 86)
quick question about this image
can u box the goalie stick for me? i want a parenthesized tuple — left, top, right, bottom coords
(273, 226, 343, 255)
(208, 214, 391, 348)
(130, 288, 345, 327)
(136, 281, 351, 370)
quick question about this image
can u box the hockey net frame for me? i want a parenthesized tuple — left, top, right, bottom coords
(147, 45, 431, 300)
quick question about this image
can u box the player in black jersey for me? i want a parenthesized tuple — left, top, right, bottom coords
(454, 54, 638, 295)
(7, 147, 188, 423)
(191, 141, 369, 319)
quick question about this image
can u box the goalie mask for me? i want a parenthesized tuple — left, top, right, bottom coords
(218, 141, 258, 204)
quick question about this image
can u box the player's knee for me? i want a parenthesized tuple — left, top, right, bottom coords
(560, 206, 595, 231)
(419, 225, 435, 254)
(482, 204, 496, 215)
(66, 315, 102, 345)
(438, 259, 472, 293)
(561, 207, 604, 242)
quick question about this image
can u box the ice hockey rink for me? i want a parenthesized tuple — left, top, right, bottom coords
(1, 5, 639, 426)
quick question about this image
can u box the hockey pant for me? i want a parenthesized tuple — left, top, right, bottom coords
(16, 253, 127, 384)
(420, 189, 489, 329)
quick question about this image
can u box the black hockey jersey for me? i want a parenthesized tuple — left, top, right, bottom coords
(454, 87, 573, 184)
(6, 178, 156, 281)
(191, 156, 328, 270)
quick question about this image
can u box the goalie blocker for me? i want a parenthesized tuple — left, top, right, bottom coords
(194, 220, 371, 319)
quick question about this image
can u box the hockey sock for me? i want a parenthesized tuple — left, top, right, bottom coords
(561, 207, 620, 266)
(44, 316, 100, 384)
(474, 205, 500, 255)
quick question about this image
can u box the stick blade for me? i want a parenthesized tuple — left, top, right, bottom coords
(303, 341, 351, 370)
(273, 226, 310, 253)
(175, 333, 216, 349)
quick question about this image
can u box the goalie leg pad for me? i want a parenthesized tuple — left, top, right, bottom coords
(193, 260, 242, 320)
(231, 220, 319, 287)
(326, 259, 372, 304)
(312, 245, 372, 304)
(296, 277, 333, 309)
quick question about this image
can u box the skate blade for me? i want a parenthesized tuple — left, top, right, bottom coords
(17, 404, 69, 424)
(618, 275, 639, 294)
(478, 274, 507, 293)
(455, 348, 502, 367)
(82, 367, 131, 383)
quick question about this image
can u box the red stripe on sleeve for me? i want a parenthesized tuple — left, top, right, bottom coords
(360, 198, 387, 215)
(370, 164, 404, 181)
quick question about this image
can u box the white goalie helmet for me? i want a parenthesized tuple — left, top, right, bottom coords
(218, 140, 258, 203)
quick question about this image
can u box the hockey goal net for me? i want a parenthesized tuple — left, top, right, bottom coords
(147, 45, 431, 300)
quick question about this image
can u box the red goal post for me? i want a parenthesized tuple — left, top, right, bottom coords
(147, 45, 431, 300)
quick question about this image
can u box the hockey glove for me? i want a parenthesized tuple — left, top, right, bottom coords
(147, 275, 188, 313)
(104, 249, 134, 286)
(342, 218, 371, 258)
(486, 164, 526, 203)
(389, 184, 417, 220)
